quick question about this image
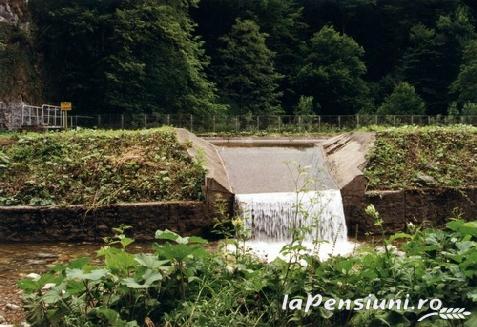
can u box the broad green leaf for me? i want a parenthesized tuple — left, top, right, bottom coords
(134, 253, 169, 269)
(65, 280, 86, 295)
(155, 230, 180, 242)
(157, 244, 208, 261)
(143, 270, 163, 286)
(97, 247, 137, 273)
(42, 288, 62, 304)
(66, 268, 108, 281)
(121, 278, 148, 289)
(120, 236, 134, 248)
(389, 232, 413, 243)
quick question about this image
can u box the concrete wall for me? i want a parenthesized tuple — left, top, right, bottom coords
(0, 201, 214, 242)
(343, 185, 477, 235)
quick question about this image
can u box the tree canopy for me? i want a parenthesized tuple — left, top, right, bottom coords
(377, 82, 426, 115)
(451, 40, 477, 106)
(215, 19, 282, 115)
(297, 26, 371, 115)
(25, 0, 477, 116)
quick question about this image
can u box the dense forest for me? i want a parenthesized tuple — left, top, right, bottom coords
(28, 0, 477, 116)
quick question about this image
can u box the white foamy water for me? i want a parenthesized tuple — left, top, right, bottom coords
(241, 240, 356, 262)
(235, 190, 356, 261)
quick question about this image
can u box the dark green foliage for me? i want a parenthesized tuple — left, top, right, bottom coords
(297, 26, 372, 115)
(30, 0, 225, 116)
(399, 7, 475, 114)
(377, 82, 426, 115)
(244, 0, 308, 111)
(10, 0, 477, 116)
(19, 221, 477, 326)
(451, 40, 477, 105)
(215, 19, 283, 115)
(192, 0, 307, 113)
(0, 128, 206, 205)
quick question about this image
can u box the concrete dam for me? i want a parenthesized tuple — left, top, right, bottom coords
(213, 141, 354, 260)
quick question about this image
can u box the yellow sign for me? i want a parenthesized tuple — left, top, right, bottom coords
(61, 102, 72, 111)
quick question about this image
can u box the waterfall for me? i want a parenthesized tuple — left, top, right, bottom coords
(217, 144, 355, 260)
(235, 190, 354, 261)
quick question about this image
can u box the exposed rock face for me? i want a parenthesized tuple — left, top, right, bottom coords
(0, 0, 42, 106)
(0, 101, 22, 130)
(0, 0, 27, 24)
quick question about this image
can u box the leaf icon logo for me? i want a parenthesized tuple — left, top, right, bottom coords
(418, 307, 471, 321)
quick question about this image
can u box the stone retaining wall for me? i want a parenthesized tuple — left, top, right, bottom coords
(0, 201, 213, 242)
(0, 102, 22, 130)
(343, 185, 477, 235)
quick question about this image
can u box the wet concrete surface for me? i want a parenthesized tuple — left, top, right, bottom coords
(217, 146, 337, 194)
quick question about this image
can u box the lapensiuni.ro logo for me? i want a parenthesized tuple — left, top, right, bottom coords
(282, 293, 471, 322)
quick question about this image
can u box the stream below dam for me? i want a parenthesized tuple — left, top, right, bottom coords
(0, 243, 152, 324)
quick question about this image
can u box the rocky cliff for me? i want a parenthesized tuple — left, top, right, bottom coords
(0, 0, 42, 104)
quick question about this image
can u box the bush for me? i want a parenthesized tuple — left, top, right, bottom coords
(377, 82, 426, 115)
(462, 102, 477, 115)
(20, 220, 477, 326)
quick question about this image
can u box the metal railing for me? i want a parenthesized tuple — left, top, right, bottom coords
(21, 104, 65, 128)
(69, 114, 477, 132)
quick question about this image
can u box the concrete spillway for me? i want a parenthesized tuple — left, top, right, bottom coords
(216, 144, 353, 260)
(217, 145, 337, 194)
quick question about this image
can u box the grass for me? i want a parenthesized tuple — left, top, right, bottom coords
(364, 125, 477, 190)
(0, 127, 206, 206)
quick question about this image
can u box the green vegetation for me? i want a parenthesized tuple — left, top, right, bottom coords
(377, 82, 426, 115)
(365, 125, 477, 190)
(399, 7, 474, 115)
(29, 0, 225, 116)
(12, 0, 474, 116)
(297, 25, 371, 115)
(451, 40, 477, 106)
(19, 220, 477, 326)
(0, 128, 205, 206)
(215, 19, 283, 115)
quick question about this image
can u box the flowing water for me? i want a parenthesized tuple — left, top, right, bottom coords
(236, 190, 347, 242)
(235, 190, 355, 261)
(218, 144, 356, 261)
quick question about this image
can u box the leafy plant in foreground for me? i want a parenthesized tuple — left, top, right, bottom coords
(19, 219, 477, 326)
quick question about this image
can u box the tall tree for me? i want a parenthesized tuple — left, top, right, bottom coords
(193, 0, 306, 113)
(377, 82, 426, 115)
(30, 0, 225, 115)
(215, 19, 282, 115)
(246, 0, 307, 112)
(297, 25, 372, 115)
(400, 7, 475, 114)
(104, 0, 225, 116)
(451, 39, 477, 105)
